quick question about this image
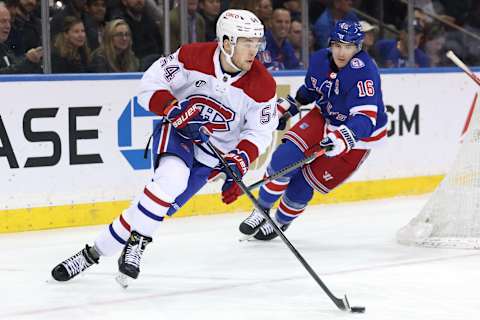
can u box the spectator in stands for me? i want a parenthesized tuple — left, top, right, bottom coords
(424, 26, 447, 67)
(313, 0, 358, 49)
(90, 19, 139, 72)
(414, 0, 455, 25)
(288, 18, 314, 67)
(254, 0, 272, 29)
(84, 0, 106, 50)
(51, 0, 93, 40)
(258, 7, 300, 70)
(281, 0, 300, 21)
(111, 0, 163, 63)
(4, 0, 16, 19)
(0, 2, 42, 73)
(119, 0, 164, 22)
(7, 0, 41, 57)
(142, 0, 164, 31)
(4, 0, 18, 50)
(376, 18, 430, 68)
(359, 20, 379, 63)
(288, 18, 301, 62)
(198, 0, 220, 42)
(52, 16, 91, 73)
(169, 0, 205, 51)
(309, 0, 327, 24)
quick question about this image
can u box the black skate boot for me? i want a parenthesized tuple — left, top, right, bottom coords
(254, 219, 290, 241)
(116, 231, 152, 288)
(239, 207, 269, 236)
(51, 245, 99, 281)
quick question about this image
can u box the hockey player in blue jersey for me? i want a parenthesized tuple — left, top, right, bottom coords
(237, 20, 388, 240)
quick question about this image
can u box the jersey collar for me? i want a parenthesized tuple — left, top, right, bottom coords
(213, 46, 247, 85)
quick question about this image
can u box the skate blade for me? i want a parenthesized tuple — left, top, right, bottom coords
(238, 231, 259, 242)
(115, 273, 129, 289)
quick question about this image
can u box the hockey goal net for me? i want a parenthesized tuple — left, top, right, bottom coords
(397, 93, 480, 249)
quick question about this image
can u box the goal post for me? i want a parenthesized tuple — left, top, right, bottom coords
(397, 93, 480, 249)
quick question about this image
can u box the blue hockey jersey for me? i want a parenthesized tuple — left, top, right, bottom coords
(297, 48, 388, 148)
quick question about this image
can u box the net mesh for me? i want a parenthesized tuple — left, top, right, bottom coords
(397, 94, 480, 249)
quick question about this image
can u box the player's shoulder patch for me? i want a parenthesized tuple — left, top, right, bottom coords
(350, 58, 365, 69)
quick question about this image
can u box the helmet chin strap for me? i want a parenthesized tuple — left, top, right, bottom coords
(220, 43, 242, 72)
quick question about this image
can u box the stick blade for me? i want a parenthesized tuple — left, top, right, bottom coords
(350, 306, 366, 313)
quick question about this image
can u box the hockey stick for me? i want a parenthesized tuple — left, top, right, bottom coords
(205, 140, 365, 313)
(446, 50, 480, 86)
(246, 148, 325, 191)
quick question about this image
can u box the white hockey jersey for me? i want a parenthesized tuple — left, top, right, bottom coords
(138, 42, 278, 167)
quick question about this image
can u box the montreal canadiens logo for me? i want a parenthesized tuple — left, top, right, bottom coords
(350, 58, 365, 69)
(187, 95, 235, 132)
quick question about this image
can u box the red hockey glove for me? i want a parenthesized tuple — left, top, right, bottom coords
(209, 151, 249, 204)
(319, 125, 356, 157)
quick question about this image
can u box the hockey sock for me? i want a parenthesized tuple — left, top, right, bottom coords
(275, 195, 307, 225)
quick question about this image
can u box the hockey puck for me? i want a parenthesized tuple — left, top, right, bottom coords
(350, 306, 366, 313)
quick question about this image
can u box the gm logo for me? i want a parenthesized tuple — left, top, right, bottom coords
(117, 96, 161, 170)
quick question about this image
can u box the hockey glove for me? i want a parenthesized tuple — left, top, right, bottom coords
(209, 151, 249, 204)
(165, 99, 211, 143)
(319, 125, 356, 157)
(276, 95, 300, 130)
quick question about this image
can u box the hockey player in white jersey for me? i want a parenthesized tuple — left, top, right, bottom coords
(51, 9, 293, 287)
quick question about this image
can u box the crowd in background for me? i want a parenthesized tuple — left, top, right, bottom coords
(0, 0, 479, 74)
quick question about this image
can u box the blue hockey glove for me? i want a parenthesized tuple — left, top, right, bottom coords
(165, 99, 211, 143)
(208, 150, 249, 204)
(276, 95, 300, 130)
(319, 125, 356, 157)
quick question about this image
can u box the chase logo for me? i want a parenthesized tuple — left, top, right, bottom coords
(117, 96, 161, 170)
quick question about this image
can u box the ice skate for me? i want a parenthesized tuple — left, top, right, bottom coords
(254, 218, 290, 241)
(116, 231, 152, 288)
(51, 245, 99, 281)
(239, 207, 270, 241)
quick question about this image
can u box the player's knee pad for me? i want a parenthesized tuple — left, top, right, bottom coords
(150, 155, 190, 201)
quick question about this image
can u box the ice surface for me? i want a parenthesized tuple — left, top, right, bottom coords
(1, 196, 479, 320)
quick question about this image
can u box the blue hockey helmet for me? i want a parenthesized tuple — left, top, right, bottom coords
(329, 20, 364, 48)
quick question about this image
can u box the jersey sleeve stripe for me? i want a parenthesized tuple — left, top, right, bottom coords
(359, 127, 387, 142)
(350, 105, 378, 126)
(236, 139, 259, 165)
(149, 90, 176, 116)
